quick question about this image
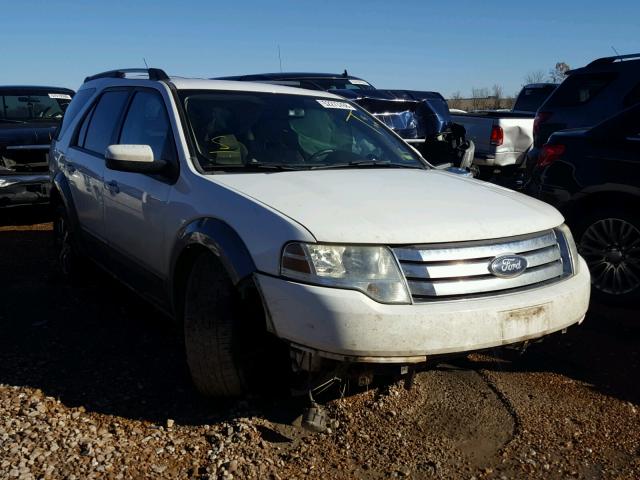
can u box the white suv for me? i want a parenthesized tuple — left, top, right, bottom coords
(50, 68, 591, 397)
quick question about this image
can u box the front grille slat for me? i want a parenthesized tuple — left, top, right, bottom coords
(401, 244, 562, 280)
(393, 230, 571, 302)
(394, 231, 557, 262)
(408, 262, 563, 297)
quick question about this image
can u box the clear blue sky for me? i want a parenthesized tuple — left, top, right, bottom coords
(2, 0, 639, 97)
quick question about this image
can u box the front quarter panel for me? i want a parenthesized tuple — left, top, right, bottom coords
(165, 172, 317, 280)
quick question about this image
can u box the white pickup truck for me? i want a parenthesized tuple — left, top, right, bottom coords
(451, 84, 557, 174)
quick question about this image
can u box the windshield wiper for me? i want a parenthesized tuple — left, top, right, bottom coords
(311, 159, 423, 170)
(201, 162, 301, 173)
(0, 119, 27, 124)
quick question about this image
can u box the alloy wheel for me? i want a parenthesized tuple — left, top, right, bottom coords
(579, 218, 640, 295)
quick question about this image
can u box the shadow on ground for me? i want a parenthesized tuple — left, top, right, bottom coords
(453, 304, 640, 405)
(0, 222, 308, 426)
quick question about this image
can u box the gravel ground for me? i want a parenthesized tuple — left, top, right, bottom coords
(1, 210, 639, 479)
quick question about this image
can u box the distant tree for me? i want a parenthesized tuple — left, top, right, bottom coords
(448, 91, 463, 110)
(492, 84, 504, 109)
(549, 61, 571, 83)
(524, 70, 546, 84)
(471, 87, 490, 110)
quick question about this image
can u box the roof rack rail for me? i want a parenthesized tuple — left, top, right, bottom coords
(84, 68, 169, 83)
(587, 53, 640, 67)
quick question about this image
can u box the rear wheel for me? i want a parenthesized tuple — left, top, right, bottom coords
(53, 204, 84, 280)
(574, 207, 640, 306)
(183, 252, 287, 397)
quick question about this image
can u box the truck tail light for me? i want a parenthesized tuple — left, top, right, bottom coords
(490, 125, 504, 146)
(533, 111, 552, 136)
(537, 143, 565, 168)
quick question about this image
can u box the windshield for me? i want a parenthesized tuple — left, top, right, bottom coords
(179, 91, 426, 172)
(0, 91, 73, 122)
(513, 86, 556, 113)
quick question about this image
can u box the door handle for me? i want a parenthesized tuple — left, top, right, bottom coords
(106, 180, 120, 195)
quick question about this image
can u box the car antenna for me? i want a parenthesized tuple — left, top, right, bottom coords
(342, 69, 348, 77)
(611, 46, 623, 61)
(278, 45, 283, 72)
(143, 57, 150, 69)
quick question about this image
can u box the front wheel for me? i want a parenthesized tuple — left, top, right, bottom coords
(183, 252, 287, 397)
(574, 207, 640, 306)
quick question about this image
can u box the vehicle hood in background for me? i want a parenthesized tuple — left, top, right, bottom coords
(331, 89, 452, 139)
(0, 122, 58, 148)
(211, 169, 564, 244)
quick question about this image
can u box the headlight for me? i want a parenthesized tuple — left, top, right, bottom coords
(555, 223, 580, 275)
(281, 243, 411, 304)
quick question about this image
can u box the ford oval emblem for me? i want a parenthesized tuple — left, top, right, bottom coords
(489, 254, 528, 278)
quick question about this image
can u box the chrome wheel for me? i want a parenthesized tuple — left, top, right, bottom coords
(579, 218, 640, 295)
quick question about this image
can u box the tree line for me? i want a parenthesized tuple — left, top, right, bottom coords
(448, 62, 571, 111)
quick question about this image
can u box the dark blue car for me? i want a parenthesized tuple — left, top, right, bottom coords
(527, 53, 640, 172)
(527, 102, 640, 306)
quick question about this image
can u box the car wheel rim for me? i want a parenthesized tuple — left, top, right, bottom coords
(579, 218, 640, 295)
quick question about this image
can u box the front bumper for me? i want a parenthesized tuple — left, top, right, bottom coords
(0, 175, 51, 207)
(255, 257, 590, 362)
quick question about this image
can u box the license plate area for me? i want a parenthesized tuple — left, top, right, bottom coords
(499, 303, 550, 340)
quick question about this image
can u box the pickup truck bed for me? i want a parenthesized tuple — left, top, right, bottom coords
(450, 111, 535, 168)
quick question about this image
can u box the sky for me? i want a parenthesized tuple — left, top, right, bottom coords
(2, 0, 639, 98)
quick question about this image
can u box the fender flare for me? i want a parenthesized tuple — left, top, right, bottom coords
(51, 171, 81, 233)
(169, 217, 257, 314)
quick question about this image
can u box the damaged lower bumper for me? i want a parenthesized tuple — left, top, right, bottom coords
(0, 174, 51, 207)
(255, 258, 590, 363)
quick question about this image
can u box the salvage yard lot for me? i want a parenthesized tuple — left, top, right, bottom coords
(1, 213, 639, 480)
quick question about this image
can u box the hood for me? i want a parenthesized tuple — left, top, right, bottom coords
(210, 169, 564, 244)
(0, 122, 58, 147)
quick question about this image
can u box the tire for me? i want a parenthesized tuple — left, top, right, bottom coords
(52, 204, 84, 281)
(572, 207, 640, 307)
(183, 252, 284, 397)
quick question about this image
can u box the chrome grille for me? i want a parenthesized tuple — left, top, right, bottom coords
(393, 230, 571, 301)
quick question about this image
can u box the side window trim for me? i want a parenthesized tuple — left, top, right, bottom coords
(117, 86, 179, 167)
(70, 87, 133, 157)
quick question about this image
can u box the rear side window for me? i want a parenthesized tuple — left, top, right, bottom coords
(119, 90, 176, 163)
(546, 73, 617, 107)
(56, 88, 94, 139)
(82, 90, 130, 155)
(513, 86, 556, 112)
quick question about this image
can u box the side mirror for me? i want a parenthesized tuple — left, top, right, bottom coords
(105, 145, 167, 173)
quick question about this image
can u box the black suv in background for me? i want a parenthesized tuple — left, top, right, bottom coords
(0, 86, 74, 207)
(527, 102, 640, 306)
(527, 53, 640, 170)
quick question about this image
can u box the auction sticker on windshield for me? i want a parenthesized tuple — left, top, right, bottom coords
(316, 99, 355, 110)
(48, 93, 72, 100)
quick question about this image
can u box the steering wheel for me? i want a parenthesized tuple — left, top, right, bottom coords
(307, 148, 336, 163)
